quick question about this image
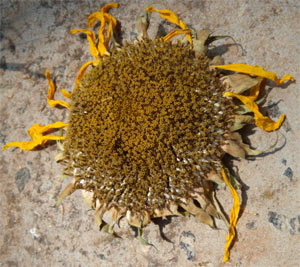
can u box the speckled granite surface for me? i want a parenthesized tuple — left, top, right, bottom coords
(0, 1, 299, 266)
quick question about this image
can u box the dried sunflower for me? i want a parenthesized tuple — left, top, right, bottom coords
(3, 3, 294, 263)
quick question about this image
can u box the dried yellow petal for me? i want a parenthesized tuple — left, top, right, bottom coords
(146, 6, 192, 44)
(45, 70, 70, 109)
(3, 121, 68, 151)
(70, 29, 99, 62)
(222, 168, 240, 263)
(61, 89, 72, 99)
(163, 28, 190, 42)
(249, 78, 263, 101)
(88, 12, 117, 29)
(103, 9, 118, 28)
(213, 64, 294, 85)
(224, 91, 285, 131)
(75, 61, 96, 87)
(87, 3, 119, 57)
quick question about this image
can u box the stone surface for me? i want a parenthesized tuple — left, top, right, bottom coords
(1, 1, 299, 266)
(15, 167, 31, 192)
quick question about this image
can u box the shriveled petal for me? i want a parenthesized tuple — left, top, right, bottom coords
(45, 70, 70, 109)
(95, 204, 107, 229)
(180, 198, 201, 215)
(163, 28, 190, 42)
(146, 6, 192, 44)
(213, 64, 294, 85)
(75, 61, 96, 87)
(222, 168, 240, 263)
(136, 15, 149, 40)
(70, 29, 99, 62)
(195, 209, 215, 228)
(3, 121, 68, 151)
(230, 114, 254, 131)
(193, 30, 210, 57)
(81, 190, 94, 208)
(220, 74, 260, 95)
(224, 91, 285, 131)
(88, 11, 117, 29)
(104, 13, 117, 29)
(87, 3, 118, 57)
(56, 181, 76, 206)
(61, 89, 72, 99)
(209, 55, 225, 66)
(249, 78, 263, 101)
(87, 11, 101, 28)
(221, 140, 246, 158)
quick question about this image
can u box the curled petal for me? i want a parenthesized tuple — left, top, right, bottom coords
(45, 70, 70, 109)
(87, 11, 102, 28)
(163, 28, 190, 42)
(88, 11, 117, 29)
(222, 168, 240, 263)
(70, 29, 99, 62)
(146, 6, 192, 44)
(224, 91, 285, 131)
(61, 88, 72, 99)
(87, 3, 119, 56)
(3, 121, 68, 151)
(101, 2, 119, 12)
(75, 61, 96, 88)
(56, 181, 76, 206)
(104, 13, 117, 29)
(213, 64, 294, 85)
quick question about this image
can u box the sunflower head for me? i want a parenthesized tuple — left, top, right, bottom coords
(62, 36, 235, 218)
(3, 3, 294, 263)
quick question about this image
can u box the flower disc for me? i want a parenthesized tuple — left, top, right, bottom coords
(62, 38, 234, 215)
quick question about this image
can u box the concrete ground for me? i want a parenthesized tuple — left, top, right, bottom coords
(0, 0, 299, 266)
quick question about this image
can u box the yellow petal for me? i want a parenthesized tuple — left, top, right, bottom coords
(88, 12, 117, 29)
(224, 91, 285, 131)
(61, 88, 72, 99)
(70, 29, 99, 62)
(248, 78, 263, 101)
(87, 11, 102, 28)
(48, 99, 70, 109)
(163, 28, 190, 42)
(213, 64, 294, 85)
(75, 61, 96, 88)
(146, 6, 192, 44)
(88, 12, 117, 37)
(101, 3, 119, 13)
(45, 70, 70, 109)
(87, 3, 118, 57)
(3, 121, 68, 151)
(222, 168, 240, 263)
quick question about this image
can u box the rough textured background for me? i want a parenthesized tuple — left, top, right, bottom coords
(0, 0, 299, 266)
